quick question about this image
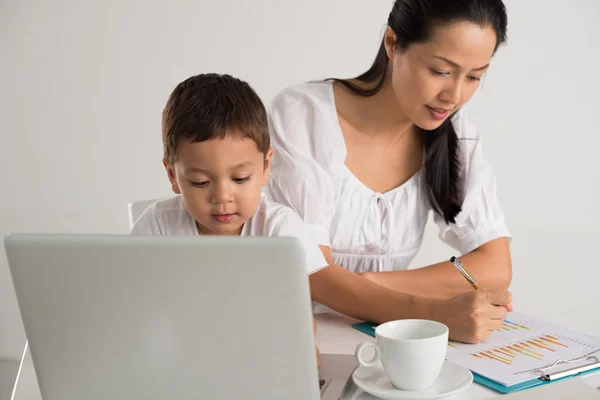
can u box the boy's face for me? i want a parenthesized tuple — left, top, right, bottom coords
(164, 135, 273, 235)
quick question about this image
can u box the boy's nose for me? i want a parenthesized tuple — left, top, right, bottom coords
(211, 183, 234, 203)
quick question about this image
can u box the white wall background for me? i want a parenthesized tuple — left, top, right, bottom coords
(1, 0, 599, 362)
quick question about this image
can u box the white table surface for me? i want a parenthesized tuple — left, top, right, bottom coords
(11, 232, 600, 399)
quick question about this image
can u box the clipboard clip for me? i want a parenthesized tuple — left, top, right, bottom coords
(536, 356, 600, 381)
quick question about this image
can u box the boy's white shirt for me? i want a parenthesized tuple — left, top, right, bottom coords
(131, 192, 328, 275)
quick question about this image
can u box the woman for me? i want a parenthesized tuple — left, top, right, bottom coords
(266, 0, 512, 343)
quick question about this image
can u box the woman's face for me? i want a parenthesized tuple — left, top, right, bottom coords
(385, 21, 497, 131)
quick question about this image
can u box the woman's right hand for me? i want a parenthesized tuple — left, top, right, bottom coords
(431, 290, 512, 344)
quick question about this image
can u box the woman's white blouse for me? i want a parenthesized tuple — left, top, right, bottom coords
(265, 81, 511, 273)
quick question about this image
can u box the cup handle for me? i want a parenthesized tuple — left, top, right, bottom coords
(355, 341, 380, 368)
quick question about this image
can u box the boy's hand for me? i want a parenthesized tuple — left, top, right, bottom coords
(313, 317, 321, 369)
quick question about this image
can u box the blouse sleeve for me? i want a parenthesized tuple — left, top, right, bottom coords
(265, 85, 342, 248)
(434, 110, 511, 255)
(265, 205, 329, 275)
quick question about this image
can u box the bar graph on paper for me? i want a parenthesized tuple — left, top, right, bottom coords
(471, 334, 568, 365)
(445, 312, 600, 386)
(497, 320, 530, 332)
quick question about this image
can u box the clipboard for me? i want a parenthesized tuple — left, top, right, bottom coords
(474, 356, 600, 394)
(351, 322, 600, 394)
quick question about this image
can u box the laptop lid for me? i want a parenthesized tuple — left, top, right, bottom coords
(5, 234, 320, 400)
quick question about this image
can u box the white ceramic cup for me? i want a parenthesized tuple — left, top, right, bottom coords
(355, 319, 449, 391)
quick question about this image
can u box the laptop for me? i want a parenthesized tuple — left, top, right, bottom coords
(5, 234, 355, 400)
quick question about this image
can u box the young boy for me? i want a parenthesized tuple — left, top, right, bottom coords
(131, 73, 326, 366)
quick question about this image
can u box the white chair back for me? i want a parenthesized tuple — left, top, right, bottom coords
(127, 199, 159, 229)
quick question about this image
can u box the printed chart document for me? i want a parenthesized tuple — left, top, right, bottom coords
(445, 312, 600, 386)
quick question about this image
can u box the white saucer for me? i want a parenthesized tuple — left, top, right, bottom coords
(352, 360, 473, 400)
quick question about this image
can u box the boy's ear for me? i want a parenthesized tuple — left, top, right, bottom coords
(261, 147, 274, 186)
(163, 158, 181, 194)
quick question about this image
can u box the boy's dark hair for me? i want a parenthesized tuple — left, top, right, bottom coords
(162, 73, 269, 165)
